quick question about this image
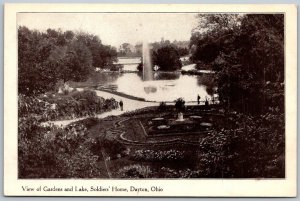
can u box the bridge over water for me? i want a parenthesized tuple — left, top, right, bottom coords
(113, 57, 142, 65)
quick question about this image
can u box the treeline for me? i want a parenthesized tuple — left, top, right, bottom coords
(18, 26, 118, 96)
(151, 40, 189, 71)
(118, 40, 189, 58)
(138, 40, 189, 71)
(151, 40, 189, 57)
(190, 14, 284, 115)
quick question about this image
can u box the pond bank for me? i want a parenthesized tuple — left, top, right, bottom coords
(45, 88, 215, 127)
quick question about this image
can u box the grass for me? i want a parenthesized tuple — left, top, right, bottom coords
(121, 118, 147, 142)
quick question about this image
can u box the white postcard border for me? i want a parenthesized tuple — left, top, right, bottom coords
(4, 4, 297, 197)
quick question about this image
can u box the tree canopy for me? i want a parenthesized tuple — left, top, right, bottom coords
(137, 41, 184, 72)
(152, 45, 182, 71)
(190, 14, 284, 114)
(18, 26, 117, 95)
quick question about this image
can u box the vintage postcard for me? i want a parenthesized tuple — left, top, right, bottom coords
(4, 4, 297, 197)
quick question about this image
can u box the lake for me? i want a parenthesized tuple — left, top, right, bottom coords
(75, 71, 217, 102)
(72, 57, 217, 102)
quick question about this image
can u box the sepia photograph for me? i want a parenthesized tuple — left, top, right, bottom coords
(4, 4, 297, 197)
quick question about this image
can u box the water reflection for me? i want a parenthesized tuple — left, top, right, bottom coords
(116, 73, 212, 102)
(144, 86, 157, 94)
(89, 72, 122, 85)
(196, 74, 216, 96)
(137, 71, 180, 81)
(87, 72, 214, 102)
(153, 72, 180, 80)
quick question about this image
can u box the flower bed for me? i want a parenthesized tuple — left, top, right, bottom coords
(130, 149, 186, 162)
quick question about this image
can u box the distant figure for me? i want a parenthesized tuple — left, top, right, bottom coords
(205, 97, 209, 107)
(197, 94, 201, 105)
(119, 100, 123, 111)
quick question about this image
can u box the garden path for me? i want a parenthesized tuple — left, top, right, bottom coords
(46, 88, 159, 127)
(45, 88, 207, 127)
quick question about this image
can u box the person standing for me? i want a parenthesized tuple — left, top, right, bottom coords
(197, 94, 201, 105)
(119, 100, 123, 111)
(205, 96, 209, 107)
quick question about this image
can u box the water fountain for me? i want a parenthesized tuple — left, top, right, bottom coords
(142, 41, 153, 81)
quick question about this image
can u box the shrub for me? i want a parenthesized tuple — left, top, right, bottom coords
(18, 116, 102, 178)
(18, 94, 52, 119)
(55, 145, 101, 178)
(174, 97, 185, 112)
(91, 137, 126, 159)
(19, 90, 119, 121)
(158, 102, 167, 111)
(196, 111, 285, 178)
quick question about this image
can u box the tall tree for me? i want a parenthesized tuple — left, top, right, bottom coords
(190, 14, 284, 114)
(152, 45, 182, 71)
(76, 33, 117, 68)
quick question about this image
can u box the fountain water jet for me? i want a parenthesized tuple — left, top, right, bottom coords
(142, 41, 153, 81)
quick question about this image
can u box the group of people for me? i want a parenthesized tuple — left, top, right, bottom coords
(118, 95, 211, 112)
(197, 94, 210, 106)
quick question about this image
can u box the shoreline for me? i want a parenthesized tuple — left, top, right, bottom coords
(89, 87, 218, 105)
(46, 88, 219, 127)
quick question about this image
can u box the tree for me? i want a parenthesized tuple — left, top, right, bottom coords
(190, 14, 284, 114)
(177, 47, 189, 57)
(60, 40, 93, 82)
(18, 26, 56, 95)
(18, 26, 118, 95)
(189, 14, 284, 178)
(64, 30, 75, 40)
(153, 45, 182, 71)
(76, 33, 117, 68)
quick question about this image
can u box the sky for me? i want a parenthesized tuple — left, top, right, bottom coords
(18, 13, 198, 48)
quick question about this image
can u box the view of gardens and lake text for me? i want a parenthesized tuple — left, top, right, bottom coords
(18, 13, 284, 178)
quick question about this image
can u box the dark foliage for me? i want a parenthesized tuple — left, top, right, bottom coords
(18, 116, 102, 178)
(174, 98, 185, 112)
(91, 137, 127, 160)
(190, 14, 284, 115)
(18, 26, 117, 96)
(19, 90, 119, 121)
(152, 45, 182, 71)
(196, 111, 285, 178)
(158, 102, 167, 111)
(130, 149, 190, 162)
(117, 165, 152, 178)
